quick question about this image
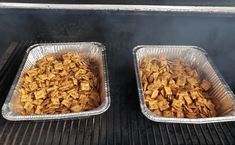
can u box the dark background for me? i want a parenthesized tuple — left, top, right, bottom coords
(1, 10, 235, 89)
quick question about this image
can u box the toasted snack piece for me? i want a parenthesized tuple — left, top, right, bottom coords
(151, 89, 159, 99)
(185, 112, 197, 118)
(163, 110, 174, 117)
(51, 98, 60, 105)
(33, 99, 43, 105)
(172, 99, 183, 109)
(176, 112, 184, 118)
(71, 105, 83, 112)
(17, 52, 101, 115)
(158, 100, 170, 111)
(35, 106, 43, 114)
(80, 82, 91, 91)
(34, 89, 46, 100)
(24, 102, 34, 112)
(148, 100, 159, 110)
(190, 90, 200, 100)
(187, 77, 199, 86)
(21, 94, 32, 102)
(153, 109, 162, 116)
(140, 56, 217, 118)
(200, 80, 211, 91)
(177, 77, 186, 87)
(62, 99, 71, 108)
(164, 86, 172, 96)
(183, 92, 192, 105)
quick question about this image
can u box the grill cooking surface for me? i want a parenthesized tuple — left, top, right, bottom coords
(0, 41, 235, 145)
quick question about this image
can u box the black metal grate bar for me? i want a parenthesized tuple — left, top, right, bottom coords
(165, 124, 173, 145)
(193, 125, 207, 145)
(207, 124, 221, 145)
(0, 41, 235, 145)
(43, 121, 52, 145)
(172, 124, 179, 145)
(178, 124, 186, 144)
(36, 122, 45, 145)
(3, 122, 15, 145)
(213, 123, 225, 145)
(159, 123, 166, 145)
(220, 123, 235, 144)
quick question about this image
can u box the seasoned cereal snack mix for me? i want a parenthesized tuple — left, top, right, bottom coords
(140, 56, 217, 118)
(17, 52, 101, 115)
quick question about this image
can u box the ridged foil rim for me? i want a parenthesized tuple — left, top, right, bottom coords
(2, 42, 110, 121)
(133, 45, 235, 124)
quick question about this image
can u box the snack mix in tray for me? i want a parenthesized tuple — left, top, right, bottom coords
(16, 52, 100, 115)
(140, 56, 217, 118)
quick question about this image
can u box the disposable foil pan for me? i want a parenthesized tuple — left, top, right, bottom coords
(2, 42, 110, 121)
(133, 45, 235, 124)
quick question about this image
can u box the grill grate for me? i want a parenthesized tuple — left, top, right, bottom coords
(0, 41, 235, 145)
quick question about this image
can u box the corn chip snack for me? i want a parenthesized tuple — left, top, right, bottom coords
(16, 52, 101, 115)
(140, 56, 217, 118)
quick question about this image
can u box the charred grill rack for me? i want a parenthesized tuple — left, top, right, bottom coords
(1, 8, 235, 145)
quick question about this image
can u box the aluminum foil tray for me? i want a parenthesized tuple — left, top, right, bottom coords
(2, 42, 110, 121)
(133, 45, 235, 124)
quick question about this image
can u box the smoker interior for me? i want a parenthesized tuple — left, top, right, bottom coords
(0, 10, 235, 145)
(1, 0, 235, 6)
